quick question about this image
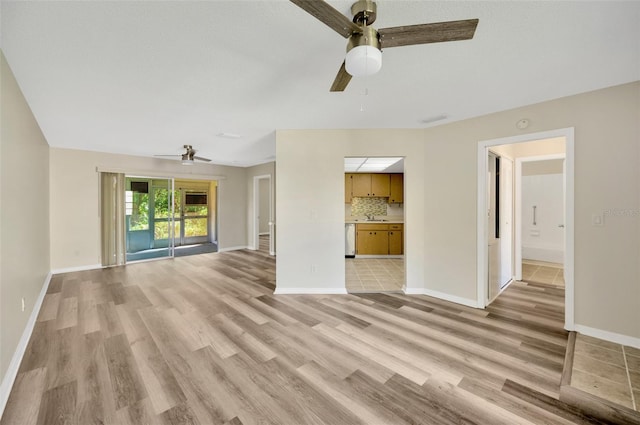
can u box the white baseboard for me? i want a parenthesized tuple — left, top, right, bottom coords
(404, 287, 480, 309)
(217, 246, 249, 253)
(273, 287, 348, 295)
(51, 263, 102, 274)
(574, 324, 640, 349)
(0, 272, 51, 419)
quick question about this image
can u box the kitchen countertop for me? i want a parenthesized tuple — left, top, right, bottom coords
(345, 218, 404, 224)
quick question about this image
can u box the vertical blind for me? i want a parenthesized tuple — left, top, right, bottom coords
(100, 172, 126, 267)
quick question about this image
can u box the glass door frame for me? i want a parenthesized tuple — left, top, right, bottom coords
(124, 175, 176, 262)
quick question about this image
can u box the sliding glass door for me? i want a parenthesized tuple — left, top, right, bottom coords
(125, 177, 175, 262)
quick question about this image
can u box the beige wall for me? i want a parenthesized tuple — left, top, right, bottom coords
(49, 148, 248, 269)
(276, 130, 425, 292)
(0, 52, 50, 379)
(245, 162, 275, 248)
(276, 81, 640, 339)
(423, 81, 639, 338)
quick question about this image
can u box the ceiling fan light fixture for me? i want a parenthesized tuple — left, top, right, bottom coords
(345, 45, 382, 77)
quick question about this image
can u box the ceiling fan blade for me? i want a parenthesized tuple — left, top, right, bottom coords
(378, 19, 479, 49)
(154, 154, 181, 158)
(289, 0, 360, 38)
(330, 61, 352, 92)
(193, 156, 212, 162)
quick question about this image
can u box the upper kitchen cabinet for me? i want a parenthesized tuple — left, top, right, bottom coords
(389, 173, 403, 203)
(352, 173, 390, 197)
(345, 173, 353, 203)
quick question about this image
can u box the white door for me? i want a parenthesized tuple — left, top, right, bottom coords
(499, 157, 514, 288)
(487, 153, 501, 300)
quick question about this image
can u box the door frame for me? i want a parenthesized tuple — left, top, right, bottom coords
(252, 174, 273, 254)
(477, 127, 575, 331)
(514, 153, 566, 281)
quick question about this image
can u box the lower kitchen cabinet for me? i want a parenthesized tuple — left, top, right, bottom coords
(356, 229, 389, 255)
(389, 229, 403, 255)
(356, 223, 403, 255)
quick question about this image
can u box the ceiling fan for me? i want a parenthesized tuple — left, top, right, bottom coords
(290, 0, 479, 91)
(154, 145, 212, 165)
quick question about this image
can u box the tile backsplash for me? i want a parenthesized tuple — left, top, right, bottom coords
(350, 197, 389, 216)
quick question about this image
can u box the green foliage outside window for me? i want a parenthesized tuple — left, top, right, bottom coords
(128, 185, 208, 239)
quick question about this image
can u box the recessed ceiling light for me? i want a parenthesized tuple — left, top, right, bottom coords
(421, 114, 449, 124)
(217, 132, 242, 139)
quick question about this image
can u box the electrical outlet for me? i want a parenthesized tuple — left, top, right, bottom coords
(21, 297, 25, 312)
(311, 264, 318, 273)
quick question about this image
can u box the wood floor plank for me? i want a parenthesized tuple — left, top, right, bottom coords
(4, 249, 611, 424)
(0, 368, 47, 425)
(103, 333, 148, 410)
(129, 336, 186, 414)
(35, 380, 77, 425)
(38, 293, 61, 322)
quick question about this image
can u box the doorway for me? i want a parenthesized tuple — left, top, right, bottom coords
(515, 155, 566, 282)
(344, 157, 406, 293)
(477, 128, 575, 330)
(125, 177, 217, 262)
(253, 175, 274, 255)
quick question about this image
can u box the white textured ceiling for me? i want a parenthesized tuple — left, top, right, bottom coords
(2, 1, 639, 167)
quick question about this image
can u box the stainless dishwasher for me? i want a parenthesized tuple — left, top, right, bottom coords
(345, 223, 356, 258)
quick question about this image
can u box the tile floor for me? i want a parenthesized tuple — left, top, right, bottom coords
(571, 333, 640, 411)
(522, 259, 565, 286)
(345, 258, 404, 292)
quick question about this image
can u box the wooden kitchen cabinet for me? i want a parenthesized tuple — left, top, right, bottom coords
(351, 173, 390, 197)
(389, 173, 403, 203)
(389, 224, 403, 255)
(370, 174, 390, 197)
(356, 227, 389, 255)
(356, 223, 403, 255)
(352, 173, 371, 197)
(345, 173, 353, 203)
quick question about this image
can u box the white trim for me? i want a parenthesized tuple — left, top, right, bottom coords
(514, 153, 566, 281)
(50, 263, 102, 274)
(273, 287, 349, 295)
(574, 325, 640, 349)
(217, 245, 249, 252)
(403, 287, 479, 308)
(252, 174, 272, 251)
(477, 127, 575, 331)
(0, 272, 51, 419)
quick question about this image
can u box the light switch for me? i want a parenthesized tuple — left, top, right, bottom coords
(592, 214, 604, 227)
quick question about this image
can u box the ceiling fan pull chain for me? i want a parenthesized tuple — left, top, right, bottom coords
(360, 87, 369, 112)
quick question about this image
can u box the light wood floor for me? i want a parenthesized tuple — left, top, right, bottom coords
(2, 249, 606, 424)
